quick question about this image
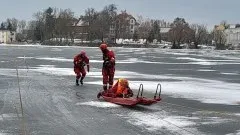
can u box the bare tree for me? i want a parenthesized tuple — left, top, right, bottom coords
(204, 32, 213, 45)
(81, 4, 117, 42)
(33, 11, 45, 41)
(54, 8, 74, 43)
(133, 30, 139, 41)
(168, 17, 190, 49)
(115, 11, 131, 39)
(6, 18, 18, 31)
(114, 11, 131, 39)
(153, 20, 161, 42)
(25, 21, 37, 41)
(18, 20, 26, 33)
(137, 18, 152, 39)
(44, 7, 55, 40)
(81, 8, 99, 41)
(189, 24, 208, 48)
(15, 20, 27, 42)
(136, 15, 144, 26)
(213, 29, 226, 49)
(98, 4, 117, 41)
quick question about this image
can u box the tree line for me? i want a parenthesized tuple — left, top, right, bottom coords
(0, 4, 228, 49)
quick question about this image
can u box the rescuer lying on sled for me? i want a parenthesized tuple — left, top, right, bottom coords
(97, 78, 133, 98)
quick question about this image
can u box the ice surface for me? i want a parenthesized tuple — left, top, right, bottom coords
(125, 112, 199, 135)
(1, 66, 239, 105)
(85, 71, 240, 105)
(225, 130, 240, 135)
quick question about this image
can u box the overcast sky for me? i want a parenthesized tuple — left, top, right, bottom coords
(0, 0, 239, 29)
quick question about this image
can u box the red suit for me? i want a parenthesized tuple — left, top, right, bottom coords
(102, 49, 115, 90)
(99, 43, 115, 90)
(73, 51, 89, 85)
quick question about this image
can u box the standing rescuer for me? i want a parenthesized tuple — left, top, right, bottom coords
(73, 50, 90, 86)
(99, 43, 115, 90)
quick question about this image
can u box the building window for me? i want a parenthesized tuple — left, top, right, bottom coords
(131, 19, 134, 24)
(130, 25, 134, 29)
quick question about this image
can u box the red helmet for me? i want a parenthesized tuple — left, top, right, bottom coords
(99, 43, 107, 51)
(80, 50, 86, 56)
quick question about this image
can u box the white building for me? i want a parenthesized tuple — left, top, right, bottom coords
(159, 27, 171, 41)
(0, 29, 16, 43)
(109, 11, 139, 40)
(225, 25, 240, 46)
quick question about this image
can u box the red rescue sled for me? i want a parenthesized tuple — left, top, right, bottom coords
(97, 83, 162, 106)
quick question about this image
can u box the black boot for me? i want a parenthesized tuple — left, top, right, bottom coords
(103, 86, 107, 91)
(76, 79, 79, 86)
(80, 77, 83, 85)
(97, 92, 102, 98)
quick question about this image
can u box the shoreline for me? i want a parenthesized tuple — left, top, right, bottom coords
(0, 43, 219, 50)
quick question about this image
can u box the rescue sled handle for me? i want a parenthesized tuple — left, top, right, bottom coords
(136, 83, 161, 99)
(136, 84, 144, 98)
(154, 83, 161, 99)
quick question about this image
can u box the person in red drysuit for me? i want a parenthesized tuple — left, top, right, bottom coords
(99, 43, 115, 90)
(73, 50, 89, 86)
(111, 78, 134, 98)
(97, 78, 133, 98)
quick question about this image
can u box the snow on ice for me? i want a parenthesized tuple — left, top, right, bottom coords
(86, 71, 240, 105)
(1, 63, 240, 106)
(76, 101, 120, 108)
